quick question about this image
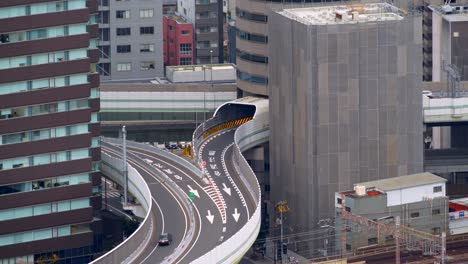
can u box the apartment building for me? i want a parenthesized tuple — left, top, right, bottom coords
(178, 0, 224, 64)
(0, 0, 102, 262)
(97, 0, 164, 81)
(163, 15, 195, 66)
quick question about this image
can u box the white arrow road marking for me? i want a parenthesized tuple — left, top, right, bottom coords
(222, 183, 231, 196)
(187, 185, 200, 198)
(210, 164, 217, 169)
(209, 150, 216, 156)
(232, 208, 240, 222)
(174, 175, 182, 181)
(206, 210, 214, 224)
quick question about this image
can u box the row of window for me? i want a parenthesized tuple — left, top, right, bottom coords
(0, 173, 90, 197)
(197, 41, 217, 49)
(0, 48, 87, 70)
(0, 24, 87, 44)
(0, 0, 86, 19)
(0, 225, 86, 247)
(236, 8, 268, 23)
(237, 70, 268, 85)
(115, 9, 154, 19)
(0, 148, 89, 171)
(116, 62, 155, 71)
(0, 123, 89, 146)
(196, 11, 217, 19)
(0, 198, 90, 222)
(236, 49, 268, 64)
(0, 98, 89, 120)
(167, 25, 191, 35)
(0, 255, 33, 264)
(0, 73, 89, 96)
(116, 27, 154, 36)
(237, 30, 268, 43)
(195, 26, 217, 34)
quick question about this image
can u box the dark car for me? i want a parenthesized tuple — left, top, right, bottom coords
(158, 233, 172, 246)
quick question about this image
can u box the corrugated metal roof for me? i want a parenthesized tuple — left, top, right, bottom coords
(356, 172, 446, 191)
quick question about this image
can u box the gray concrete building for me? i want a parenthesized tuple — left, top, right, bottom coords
(268, 3, 424, 244)
(335, 173, 448, 252)
(178, 0, 224, 64)
(97, 0, 164, 81)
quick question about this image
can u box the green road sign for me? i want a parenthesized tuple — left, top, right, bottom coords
(189, 192, 196, 200)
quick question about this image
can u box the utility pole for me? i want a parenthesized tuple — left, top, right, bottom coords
(210, 50, 213, 115)
(276, 200, 290, 264)
(441, 231, 446, 264)
(122, 125, 128, 207)
(341, 193, 347, 258)
(396, 216, 401, 264)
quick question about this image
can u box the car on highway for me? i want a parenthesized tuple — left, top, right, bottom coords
(158, 233, 172, 246)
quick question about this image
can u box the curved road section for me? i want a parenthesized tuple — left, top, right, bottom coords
(96, 96, 268, 263)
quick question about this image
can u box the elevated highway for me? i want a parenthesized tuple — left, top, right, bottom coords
(94, 96, 268, 263)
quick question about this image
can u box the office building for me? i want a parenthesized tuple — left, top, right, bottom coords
(268, 3, 423, 251)
(335, 173, 448, 252)
(97, 0, 164, 81)
(163, 15, 195, 66)
(0, 0, 102, 262)
(177, 0, 224, 64)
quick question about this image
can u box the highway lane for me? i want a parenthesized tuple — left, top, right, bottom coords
(102, 143, 193, 264)
(199, 129, 257, 241)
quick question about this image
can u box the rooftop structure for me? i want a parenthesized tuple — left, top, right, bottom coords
(166, 64, 236, 83)
(279, 3, 404, 25)
(357, 172, 447, 192)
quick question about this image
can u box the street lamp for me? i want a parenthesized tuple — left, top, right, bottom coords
(210, 50, 213, 118)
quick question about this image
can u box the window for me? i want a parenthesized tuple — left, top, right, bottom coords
(337, 198, 342, 205)
(139, 9, 153, 18)
(197, 41, 210, 49)
(140, 27, 154, 35)
(117, 45, 131, 53)
(168, 25, 174, 31)
(236, 8, 268, 23)
(181, 30, 190, 35)
(117, 63, 131, 71)
(237, 70, 268, 84)
(345, 207, 351, 212)
(410, 212, 420, 218)
(180, 58, 192, 65)
(432, 209, 441, 215)
(180, 44, 192, 55)
(368, 237, 378, 245)
(140, 61, 155, 71)
(237, 49, 268, 63)
(237, 30, 268, 43)
(116, 10, 130, 19)
(140, 44, 154, 53)
(116, 28, 131, 36)
(433, 186, 442, 193)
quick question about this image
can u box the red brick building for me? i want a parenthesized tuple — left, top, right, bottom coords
(163, 15, 194, 66)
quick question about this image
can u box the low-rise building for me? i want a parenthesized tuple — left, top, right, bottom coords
(335, 173, 448, 252)
(163, 15, 195, 66)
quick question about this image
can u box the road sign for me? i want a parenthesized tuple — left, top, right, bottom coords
(202, 161, 207, 167)
(189, 192, 195, 200)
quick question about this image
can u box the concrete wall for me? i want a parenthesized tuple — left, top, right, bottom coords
(268, 11, 423, 238)
(387, 183, 446, 206)
(108, 0, 164, 80)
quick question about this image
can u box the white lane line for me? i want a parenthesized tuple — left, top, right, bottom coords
(107, 146, 205, 263)
(103, 147, 191, 263)
(222, 227, 226, 233)
(140, 197, 165, 264)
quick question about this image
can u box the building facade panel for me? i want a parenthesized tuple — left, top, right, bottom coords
(0, 133, 92, 160)
(0, 84, 91, 109)
(0, 232, 93, 259)
(0, 183, 93, 210)
(0, 8, 90, 33)
(0, 207, 93, 235)
(0, 34, 90, 58)
(0, 158, 92, 185)
(0, 109, 92, 134)
(0, 58, 91, 84)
